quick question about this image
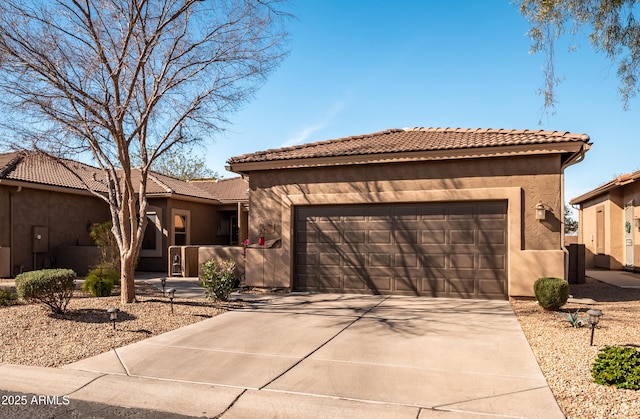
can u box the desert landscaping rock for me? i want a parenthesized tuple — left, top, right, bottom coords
(512, 277, 640, 419)
(1, 277, 639, 418)
(0, 282, 240, 368)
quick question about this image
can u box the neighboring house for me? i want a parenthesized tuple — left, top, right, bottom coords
(0, 151, 244, 276)
(570, 171, 640, 271)
(227, 127, 591, 299)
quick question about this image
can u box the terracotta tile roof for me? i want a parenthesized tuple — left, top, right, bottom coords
(570, 171, 640, 205)
(190, 177, 249, 202)
(227, 127, 591, 165)
(0, 151, 218, 202)
(0, 151, 109, 192)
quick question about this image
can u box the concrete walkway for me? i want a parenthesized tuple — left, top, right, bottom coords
(586, 269, 640, 288)
(0, 294, 563, 418)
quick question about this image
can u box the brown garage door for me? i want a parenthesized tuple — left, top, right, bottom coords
(294, 201, 507, 299)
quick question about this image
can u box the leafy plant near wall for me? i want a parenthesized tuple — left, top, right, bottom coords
(534, 277, 569, 310)
(592, 346, 640, 390)
(200, 259, 237, 302)
(82, 263, 121, 297)
(90, 221, 120, 271)
(15, 269, 75, 314)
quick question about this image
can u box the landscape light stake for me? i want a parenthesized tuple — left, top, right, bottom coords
(107, 307, 119, 330)
(587, 309, 602, 346)
(167, 288, 176, 314)
(161, 277, 167, 296)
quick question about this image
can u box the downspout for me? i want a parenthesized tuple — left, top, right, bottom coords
(560, 142, 592, 280)
(9, 186, 22, 277)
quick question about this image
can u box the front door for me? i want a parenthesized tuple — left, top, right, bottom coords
(625, 203, 634, 270)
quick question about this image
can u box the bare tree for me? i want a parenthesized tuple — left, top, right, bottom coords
(0, 0, 288, 303)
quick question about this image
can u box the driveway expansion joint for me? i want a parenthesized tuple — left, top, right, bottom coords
(257, 296, 391, 390)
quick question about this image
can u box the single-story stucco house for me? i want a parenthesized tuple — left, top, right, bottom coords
(227, 127, 591, 299)
(570, 170, 640, 271)
(0, 151, 248, 276)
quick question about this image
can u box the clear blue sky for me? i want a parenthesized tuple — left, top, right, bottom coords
(207, 0, 638, 206)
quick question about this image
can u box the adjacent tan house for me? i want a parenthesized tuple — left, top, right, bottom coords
(570, 171, 640, 271)
(227, 127, 591, 299)
(0, 151, 248, 276)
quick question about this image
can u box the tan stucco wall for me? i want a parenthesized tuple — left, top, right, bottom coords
(0, 185, 110, 276)
(243, 155, 567, 297)
(578, 181, 640, 270)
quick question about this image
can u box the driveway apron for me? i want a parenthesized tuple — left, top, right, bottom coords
(63, 294, 564, 418)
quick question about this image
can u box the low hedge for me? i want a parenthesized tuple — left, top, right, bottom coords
(15, 268, 76, 314)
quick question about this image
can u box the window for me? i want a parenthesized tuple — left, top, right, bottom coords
(140, 207, 162, 257)
(596, 206, 605, 254)
(172, 209, 190, 246)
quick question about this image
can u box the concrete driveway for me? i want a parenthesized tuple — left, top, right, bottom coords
(3, 294, 564, 418)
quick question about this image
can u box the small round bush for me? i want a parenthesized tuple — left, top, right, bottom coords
(15, 268, 76, 314)
(200, 259, 236, 301)
(82, 265, 120, 297)
(592, 346, 640, 390)
(533, 277, 569, 310)
(0, 287, 17, 306)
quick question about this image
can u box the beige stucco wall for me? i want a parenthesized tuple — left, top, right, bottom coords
(0, 185, 110, 276)
(243, 155, 567, 297)
(578, 181, 640, 270)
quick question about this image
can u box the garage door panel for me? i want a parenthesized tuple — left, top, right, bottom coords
(479, 254, 505, 270)
(393, 277, 419, 292)
(422, 230, 446, 244)
(369, 230, 392, 243)
(450, 230, 475, 244)
(369, 252, 392, 267)
(394, 230, 418, 244)
(294, 201, 507, 299)
(395, 253, 418, 268)
(479, 230, 506, 245)
(450, 253, 475, 269)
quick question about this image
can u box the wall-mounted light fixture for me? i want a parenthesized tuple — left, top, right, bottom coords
(634, 218, 640, 229)
(535, 201, 547, 221)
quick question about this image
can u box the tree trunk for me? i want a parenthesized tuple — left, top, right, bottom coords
(120, 252, 137, 304)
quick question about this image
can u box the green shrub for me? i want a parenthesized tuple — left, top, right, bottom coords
(82, 264, 120, 297)
(592, 346, 640, 390)
(0, 287, 17, 306)
(200, 259, 236, 301)
(15, 269, 76, 314)
(533, 277, 569, 310)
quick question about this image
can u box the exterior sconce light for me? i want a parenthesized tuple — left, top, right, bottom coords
(107, 307, 119, 330)
(167, 288, 176, 314)
(634, 218, 640, 229)
(587, 309, 602, 346)
(535, 201, 547, 221)
(161, 277, 167, 296)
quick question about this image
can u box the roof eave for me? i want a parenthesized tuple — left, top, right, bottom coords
(227, 142, 589, 174)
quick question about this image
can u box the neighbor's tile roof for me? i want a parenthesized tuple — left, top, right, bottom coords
(227, 127, 590, 164)
(0, 151, 109, 191)
(570, 171, 640, 205)
(0, 151, 218, 201)
(190, 177, 249, 202)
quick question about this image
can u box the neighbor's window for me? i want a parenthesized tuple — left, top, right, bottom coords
(596, 206, 605, 254)
(140, 207, 162, 257)
(172, 209, 190, 246)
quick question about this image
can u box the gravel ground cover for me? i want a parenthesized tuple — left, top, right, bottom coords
(511, 277, 640, 419)
(1, 277, 639, 418)
(0, 281, 241, 367)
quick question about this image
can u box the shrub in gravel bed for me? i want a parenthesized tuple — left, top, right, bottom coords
(82, 264, 120, 297)
(200, 259, 236, 301)
(592, 346, 640, 390)
(534, 277, 568, 310)
(15, 268, 76, 314)
(0, 287, 17, 306)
